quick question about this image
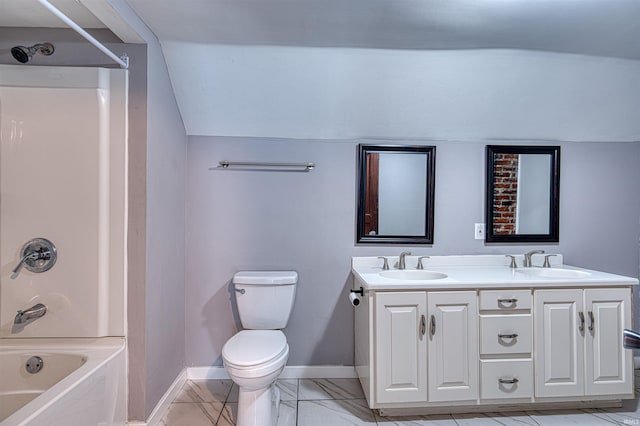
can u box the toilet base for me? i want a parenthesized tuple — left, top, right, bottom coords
(237, 384, 280, 426)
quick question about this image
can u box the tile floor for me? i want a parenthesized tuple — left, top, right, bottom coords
(160, 371, 640, 425)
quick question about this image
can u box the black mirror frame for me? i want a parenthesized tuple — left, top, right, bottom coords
(356, 144, 436, 245)
(485, 145, 561, 243)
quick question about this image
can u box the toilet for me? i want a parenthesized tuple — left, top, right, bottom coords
(222, 271, 298, 426)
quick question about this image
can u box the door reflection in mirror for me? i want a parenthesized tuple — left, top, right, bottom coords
(357, 145, 435, 244)
(365, 153, 428, 236)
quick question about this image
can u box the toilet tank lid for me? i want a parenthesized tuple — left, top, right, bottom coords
(233, 271, 298, 285)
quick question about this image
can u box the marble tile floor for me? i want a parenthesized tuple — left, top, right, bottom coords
(160, 371, 640, 426)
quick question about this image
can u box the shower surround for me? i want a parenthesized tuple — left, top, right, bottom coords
(0, 65, 127, 425)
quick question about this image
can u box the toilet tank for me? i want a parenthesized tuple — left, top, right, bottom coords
(233, 271, 298, 329)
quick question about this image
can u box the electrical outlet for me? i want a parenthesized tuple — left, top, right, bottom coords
(474, 223, 485, 240)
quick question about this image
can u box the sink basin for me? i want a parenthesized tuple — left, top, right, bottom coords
(379, 270, 448, 281)
(516, 268, 591, 279)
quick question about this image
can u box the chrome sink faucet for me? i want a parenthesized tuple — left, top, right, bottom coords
(523, 250, 545, 268)
(396, 251, 412, 270)
(14, 303, 47, 324)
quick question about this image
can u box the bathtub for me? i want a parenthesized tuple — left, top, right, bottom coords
(0, 337, 126, 426)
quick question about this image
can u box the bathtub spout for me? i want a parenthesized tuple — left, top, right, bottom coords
(14, 303, 47, 324)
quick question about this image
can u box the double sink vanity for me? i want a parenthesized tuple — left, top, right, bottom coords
(351, 253, 639, 416)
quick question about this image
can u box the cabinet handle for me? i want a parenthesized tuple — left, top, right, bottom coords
(578, 311, 585, 332)
(497, 298, 517, 306)
(430, 315, 436, 337)
(420, 315, 426, 337)
(498, 378, 519, 385)
(498, 333, 518, 339)
(588, 311, 595, 332)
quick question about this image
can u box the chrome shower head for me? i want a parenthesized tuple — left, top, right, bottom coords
(11, 43, 55, 64)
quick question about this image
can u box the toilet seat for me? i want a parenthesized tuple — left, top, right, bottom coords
(222, 330, 288, 373)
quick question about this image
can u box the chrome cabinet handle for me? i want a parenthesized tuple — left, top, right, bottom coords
(420, 315, 426, 337)
(235, 288, 246, 294)
(497, 298, 518, 305)
(588, 311, 595, 332)
(498, 333, 518, 339)
(499, 378, 519, 385)
(578, 311, 585, 332)
(430, 315, 436, 337)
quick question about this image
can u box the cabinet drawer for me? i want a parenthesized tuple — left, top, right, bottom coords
(479, 290, 531, 311)
(480, 314, 532, 355)
(480, 359, 533, 399)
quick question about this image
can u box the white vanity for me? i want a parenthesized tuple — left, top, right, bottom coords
(352, 254, 639, 416)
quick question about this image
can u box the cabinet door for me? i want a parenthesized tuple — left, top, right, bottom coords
(584, 288, 633, 396)
(534, 289, 584, 397)
(427, 291, 478, 402)
(375, 292, 428, 403)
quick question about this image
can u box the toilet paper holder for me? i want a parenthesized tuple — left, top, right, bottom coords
(350, 286, 364, 296)
(349, 286, 364, 307)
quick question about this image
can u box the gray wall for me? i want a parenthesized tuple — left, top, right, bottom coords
(186, 137, 640, 367)
(105, 0, 188, 419)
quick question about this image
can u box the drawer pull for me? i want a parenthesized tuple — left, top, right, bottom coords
(497, 298, 518, 307)
(498, 333, 518, 339)
(498, 378, 519, 385)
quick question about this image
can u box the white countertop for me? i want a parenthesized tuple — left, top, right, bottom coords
(352, 255, 639, 291)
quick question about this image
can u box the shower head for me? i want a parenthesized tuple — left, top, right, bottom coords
(11, 43, 55, 64)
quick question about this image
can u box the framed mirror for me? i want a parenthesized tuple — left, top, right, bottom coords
(485, 145, 560, 243)
(356, 144, 436, 244)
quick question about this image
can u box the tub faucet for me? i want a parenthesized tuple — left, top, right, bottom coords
(523, 250, 545, 268)
(396, 251, 412, 270)
(14, 303, 47, 324)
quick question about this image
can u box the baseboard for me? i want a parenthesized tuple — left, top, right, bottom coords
(188, 365, 357, 381)
(143, 368, 188, 426)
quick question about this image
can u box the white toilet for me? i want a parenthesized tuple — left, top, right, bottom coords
(222, 271, 298, 426)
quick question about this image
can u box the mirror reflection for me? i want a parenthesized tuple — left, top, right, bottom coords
(357, 145, 435, 244)
(485, 145, 560, 243)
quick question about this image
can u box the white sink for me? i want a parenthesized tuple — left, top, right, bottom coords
(516, 268, 591, 279)
(379, 270, 448, 281)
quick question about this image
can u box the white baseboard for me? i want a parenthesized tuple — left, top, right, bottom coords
(143, 369, 188, 426)
(187, 365, 357, 381)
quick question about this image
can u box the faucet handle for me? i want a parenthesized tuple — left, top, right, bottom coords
(505, 255, 518, 269)
(377, 256, 389, 270)
(417, 256, 430, 270)
(543, 254, 558, 268)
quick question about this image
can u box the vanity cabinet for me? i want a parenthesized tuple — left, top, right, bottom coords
(427, 291, 478, 402)
(534, 288, 633, 398)
(358, 282, 634, 414)
(373, 291, 477, 404)
(374, 291, 427, 403)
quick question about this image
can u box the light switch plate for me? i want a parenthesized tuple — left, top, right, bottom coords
(475, 223, 485, 240)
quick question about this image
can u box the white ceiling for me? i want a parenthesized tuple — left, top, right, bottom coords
(0, 0, 106, 28)
(125, 0, 640, 59)
(4, 0, 640, 58)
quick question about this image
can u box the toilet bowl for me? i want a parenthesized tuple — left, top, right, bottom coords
(222, 271, 298, 426)
(223, 330, 289, 426)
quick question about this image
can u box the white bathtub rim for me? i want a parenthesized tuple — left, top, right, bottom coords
(1, 337, 125, 426)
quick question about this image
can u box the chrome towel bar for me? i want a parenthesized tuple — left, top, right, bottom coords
(212, 161, 315, 172)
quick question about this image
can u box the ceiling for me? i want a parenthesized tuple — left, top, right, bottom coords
(127, 0, 640, 59)
(2, 0, 640, 59)
(0, 0, 106, 29)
